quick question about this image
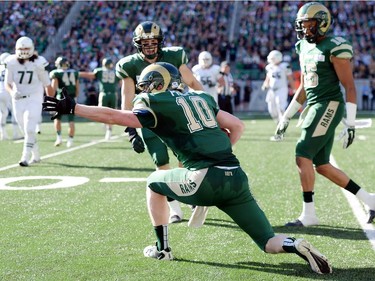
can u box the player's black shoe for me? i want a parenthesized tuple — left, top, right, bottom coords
(285, 216, 319, 227)
(294, 239, 332, 274)
(285, 219, 304, 227)
(19, 160, 28, 167)
(367, 210, 375, 223)
(143, 244, 173, 260)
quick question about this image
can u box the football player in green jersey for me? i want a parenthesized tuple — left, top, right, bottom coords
(80, 58, 120, 140)
(49, 57, 80, 148)
(116, 21, 204, 224)
(43, 62, 332, 274)
(274, 2, 375, 226)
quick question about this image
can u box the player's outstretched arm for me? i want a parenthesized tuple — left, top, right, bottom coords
(79, 72, 95, 80)
(43, 88, 142, 128)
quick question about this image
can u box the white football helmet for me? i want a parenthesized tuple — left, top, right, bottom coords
(198, 51, 213, 68)
(15, 36, 35, 59)
(267, 50, 283, 65)
(0, 52, 10, 64)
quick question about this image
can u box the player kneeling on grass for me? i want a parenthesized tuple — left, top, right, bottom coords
(43, 62, 332, 274)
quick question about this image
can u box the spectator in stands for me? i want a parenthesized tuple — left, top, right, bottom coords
(0, 1, 73, 55)
(1, 1, 373, 100)
(361, 82, 371, 111)
(371, 77, 375, 111)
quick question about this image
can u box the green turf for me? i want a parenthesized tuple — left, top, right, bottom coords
(0, 115, 374, 280)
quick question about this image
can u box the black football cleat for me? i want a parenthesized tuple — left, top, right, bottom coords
(295, 239, 332, 274)
(285, 219, 305, 227)
(367, 210, 375, 224)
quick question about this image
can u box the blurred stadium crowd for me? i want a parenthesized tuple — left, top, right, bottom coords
(0, 0, 374, 105)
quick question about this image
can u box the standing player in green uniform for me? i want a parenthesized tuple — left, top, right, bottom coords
(49, 56, 79, 148)
(274, 2, 375, 226)
(80, 58, 120, 140)
(116, 21, 204, 224)
(43, 62, 332, 274)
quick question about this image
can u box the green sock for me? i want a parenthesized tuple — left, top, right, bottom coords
(154, 225, 169, 251)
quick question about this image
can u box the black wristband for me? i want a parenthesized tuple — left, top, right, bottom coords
(124, 127, 137, 140)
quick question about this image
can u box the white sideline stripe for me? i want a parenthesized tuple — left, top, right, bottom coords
(100, 178, 147, 183)
(0, 134, 124, 172)
(330, 155, 375, 251)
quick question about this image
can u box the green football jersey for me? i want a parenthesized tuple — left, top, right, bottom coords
(296, 36, 353, 104)
(116, 47, 188, 93)
(93, 67, 119, 93)
(133, 90, 239, 170)
(49, 68, 79, 97)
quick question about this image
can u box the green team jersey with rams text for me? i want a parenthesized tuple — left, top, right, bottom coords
(132, 90, 239, 170)
(93, 67, 119, 94)
(116, 47, 188, 94)
(296, 36, 353, 105)
(49, 68, 79, 98)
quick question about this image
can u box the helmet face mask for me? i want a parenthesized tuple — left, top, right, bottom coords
(133, 21, 164, 59)
(136, 62, 182, 94)
(267, 50, 283, 65)
(55, 56, 70, 69)
(140, 39, 159, 60)
(198, 51, 212, 68)
(295, 2, 331, 43)
(15, 36, 35, 59)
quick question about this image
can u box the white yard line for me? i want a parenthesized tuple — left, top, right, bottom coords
(0, 134, 123, 172)
(330, 155, 375, 251)
(1, 138, 374, 250)
(100, 178, 147, 182)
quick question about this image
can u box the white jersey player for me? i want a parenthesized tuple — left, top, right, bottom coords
(261, 50, 295, 124)
(0, 52, 11, 140)
(0, 52, 23, 141)
(4, 36, 54, 166)
(192, 51, 223, 103)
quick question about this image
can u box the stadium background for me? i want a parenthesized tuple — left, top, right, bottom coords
(0, 0, 374, 111)
(1, 2, 375, 280)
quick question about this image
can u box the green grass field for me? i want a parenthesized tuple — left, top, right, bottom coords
(1, 114, 374, 281)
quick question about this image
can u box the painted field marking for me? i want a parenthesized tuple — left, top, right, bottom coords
(330, 155, 375, 251)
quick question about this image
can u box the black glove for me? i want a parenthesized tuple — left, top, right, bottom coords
(339, 126, 355, 149)
(43, 87, 76, 120)
(125, 127, 145, 153)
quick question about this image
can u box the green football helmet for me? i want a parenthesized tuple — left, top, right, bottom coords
(295, 2, 331, 43)
(132, 21, 164, 59)
(102, 57, 113, 69)
(55, 56, 70, 69)
(136, 62, 182, 94)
